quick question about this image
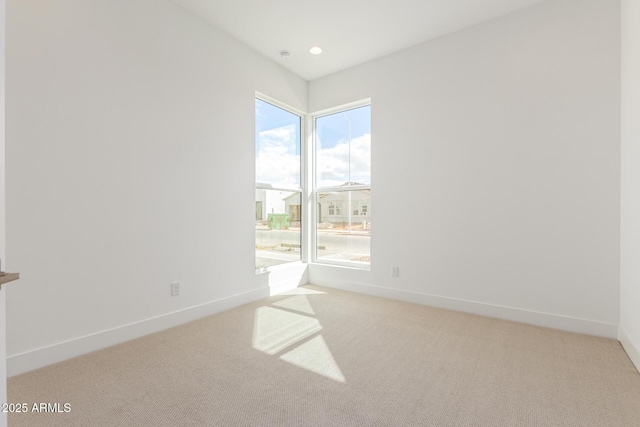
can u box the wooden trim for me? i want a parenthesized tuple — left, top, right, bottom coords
(0, 272, 20, 288)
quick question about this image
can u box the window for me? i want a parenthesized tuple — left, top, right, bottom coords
(255, 98, 302, 270)
(352, 201, 360, 216)
(314, 104, 371, 266)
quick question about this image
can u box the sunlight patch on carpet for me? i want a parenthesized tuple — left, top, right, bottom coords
(252, 306, 322, 355)
(272, 295, 316, 315)
(279, 335, 346, 383)
(253, 290, 346, 383)
(276, 287, 327, 296)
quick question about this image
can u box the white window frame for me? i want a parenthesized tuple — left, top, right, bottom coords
(255, 93, 307, 272)
(311, 99, 371, 269)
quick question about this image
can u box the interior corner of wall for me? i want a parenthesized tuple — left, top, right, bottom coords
(619, 325, 640, 374)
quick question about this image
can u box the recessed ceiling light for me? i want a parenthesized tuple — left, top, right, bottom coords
(309, 47, 323, 55)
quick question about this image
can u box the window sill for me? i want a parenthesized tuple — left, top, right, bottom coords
(311, 259, 371, 271)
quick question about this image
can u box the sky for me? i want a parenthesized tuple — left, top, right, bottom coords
(256, 99, 370, 189)
(316, 105, 371, 187)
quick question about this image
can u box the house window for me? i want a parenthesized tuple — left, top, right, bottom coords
(314, 103, 371, 267)
(255, 97, 302, 270)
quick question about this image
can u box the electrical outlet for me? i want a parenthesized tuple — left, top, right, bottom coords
(171, 282, 180, 296)
(391, 267, 399, 277)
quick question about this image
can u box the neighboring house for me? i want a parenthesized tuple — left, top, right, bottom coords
(318, 190, 370, 226)
(256, 187, 301, 222)
(282, 192, 302, 222)
(284, 186, 371, 226)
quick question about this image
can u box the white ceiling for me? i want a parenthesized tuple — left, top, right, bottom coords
(172, 0, 548, 81)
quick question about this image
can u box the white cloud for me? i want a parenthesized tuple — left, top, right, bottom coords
(317, 134, 370, 187)
(256, 125, 300, 188)
(256, 127, 370, 189)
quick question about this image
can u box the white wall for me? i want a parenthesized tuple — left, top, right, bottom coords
(5, 0, 307, 375)
(309, 0, 621, 337)
(620, 0, 640, 372)
(0, 0, 7, 423)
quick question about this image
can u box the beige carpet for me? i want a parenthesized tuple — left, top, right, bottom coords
(8, 285, 640, 426)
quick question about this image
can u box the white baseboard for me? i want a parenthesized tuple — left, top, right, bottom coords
(9, 277, 624, 377)
(7, 286, 271, 377)
(311, 280, 619, 339)
(619, 326, 640, 374)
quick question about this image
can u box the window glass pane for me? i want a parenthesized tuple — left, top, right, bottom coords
(316, 105, 370, 188)
(256, 190, 301, 268)
(317, 190, 370, 264)
(255, 99, 301, 189)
